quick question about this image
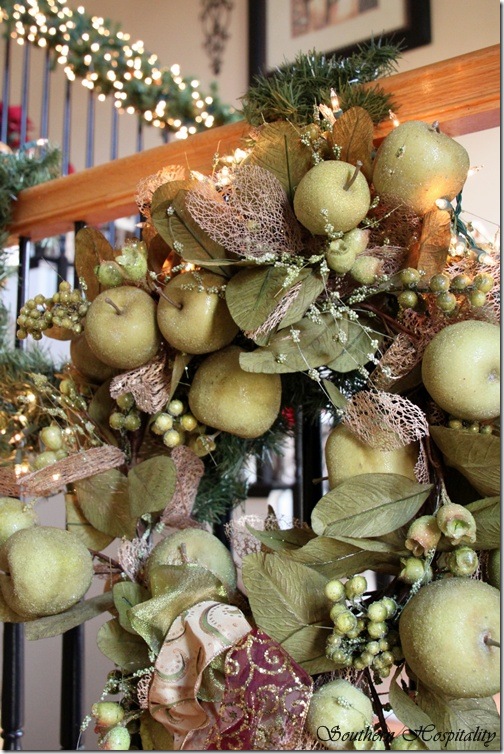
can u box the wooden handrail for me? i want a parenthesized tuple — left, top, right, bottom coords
(7, 44, 500, 245)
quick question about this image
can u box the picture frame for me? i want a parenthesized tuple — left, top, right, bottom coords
(248, 0, 431, 80)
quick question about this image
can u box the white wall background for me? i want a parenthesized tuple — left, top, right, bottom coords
(0, 0, 500, 749)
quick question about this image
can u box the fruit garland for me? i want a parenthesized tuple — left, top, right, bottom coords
(0, 44, 501, 752)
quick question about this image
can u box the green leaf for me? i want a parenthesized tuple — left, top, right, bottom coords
(129, 565, 227, 653)
(328, 534, 407, 554)
(168, 352, 192, 401)
(151, 182, 230, 276)
(325, 316, 379, 373)
(466, 496, 500, 550)
(241, 552, 333, 671)
(74, 469, 138, 539)
(140, 712, 174, 750)
(311, 474, 432, 537)
(128, 455, 177, 518)
(281, 625, 334, 674)
(239, 313, 346, 374)
(287, 536, 401, 578)
(389, 670, 439, 750)
(112, 581, 149, 635)
(225, 266, 297, 331)
(64, 491, 114, 551)
(430, 426, 500, 497)
(25, 593, 114, 640)
(74, 227, 115, 301)
(416, 684, 500, 750)
(244, 121, 313, 199)
(322, 380, 349, 410)
(245, 524, 316, 552)
(87, 379, 120, 447)
(277, 270, 327, 330)
(97, 618, 151, 672)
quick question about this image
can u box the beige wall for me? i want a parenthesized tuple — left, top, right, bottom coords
(0, 1, 500, 749)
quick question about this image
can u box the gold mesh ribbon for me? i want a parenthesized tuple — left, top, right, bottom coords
(148, 600, 252, 750)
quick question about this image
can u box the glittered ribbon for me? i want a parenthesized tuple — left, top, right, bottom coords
(204, 628, 313, 751)
(148, 600, 252, 750)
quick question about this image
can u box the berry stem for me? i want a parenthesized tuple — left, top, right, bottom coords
(364, 667, 392, 749)
(104, 297, 124, 316)
(343, 160, 363, 191)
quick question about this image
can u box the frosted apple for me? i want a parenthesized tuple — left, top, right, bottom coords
(305, 679, 373, 750)
(0, 497, 37, 547)
(147, 528, 237, 592)
(156, 271, 238, 354)
(84, 286, 161, 370)
(421, 320, 500, 421)
(293, 160, 371, 235)
(324, 424, 418, 488)
(188, 345, 281, 439)
(0, 526, 94, 618)
(372, 120, 470, 215)
(399, 578, 500, 698)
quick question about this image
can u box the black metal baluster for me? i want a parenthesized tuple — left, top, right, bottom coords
(292, 410, 323, 523)
(1, 35, 11, 144)
(19, 41, 30, 145)
(1, 624, 24, 751)
(15, 236, 31, 349)
(39, 47, 51, 140)
(136, 114, 143, 154)
(61, 78, 71, 176)
(59, 626, 84, 751)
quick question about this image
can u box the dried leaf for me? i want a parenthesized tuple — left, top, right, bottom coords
(331, 107, 374, 180)
(245, 524, 316, 552)
(128, 455, 177, 518)
(97, 618, 151, 672)
(466, 496, 500, 550)
(311, 473, 432, 537)
(241, 552, 333, 672)
(245, 121, 313, 199)
(322, 380, 349, 410)
(74, 227, 116, 301)
(74, 469, 138, 539)
(25, 592, 114, 640)
(416, 684, 500, 750)
(168, 352, 192, 401)
(407, 209, 451, 275)
(65, 491, 114, 551)
(287, 536, 401, 578)
(389, 669, 439, 750)
(430, 426, 500, 497)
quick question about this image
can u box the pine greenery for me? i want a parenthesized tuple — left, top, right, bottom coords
(241, 39, 402, 126)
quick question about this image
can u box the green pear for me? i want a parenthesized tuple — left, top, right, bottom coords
(0, 497, 37, 547)
(0, 526, 94, 618)
(147, 528, 237, 593)
(84, 286, 161, 370)
(372, 120, 470, 215)
(157, 271, 238, 354)
(325, 424, 418, 488)
(188, 345, 281, 439)
(399, 578, 500, 698)
(294, 160, 371, 235)
(421, 320, 500, 421)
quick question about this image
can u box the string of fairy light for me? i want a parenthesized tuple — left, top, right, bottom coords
(0, 0, 237, 139)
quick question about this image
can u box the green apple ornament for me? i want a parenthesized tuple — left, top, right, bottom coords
(188, 345, 282, 439)
(156, 271, 238, 354)
(0, 526, 94, 618)
(84, 286, 161, 370)
(372, 120, 470, 215)
(399, 578, 500, 698)
(305, 679, 374, 750)
(421, 320, 500, 421)
(294, 160, 371, 235)
(0, 497, 37, 547)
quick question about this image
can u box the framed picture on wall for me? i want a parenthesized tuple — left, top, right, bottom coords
(248, 0, 431, 79)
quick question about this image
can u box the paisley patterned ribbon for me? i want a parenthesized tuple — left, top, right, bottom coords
(148, 600, 252, 750)
(204, 628, 313, 750)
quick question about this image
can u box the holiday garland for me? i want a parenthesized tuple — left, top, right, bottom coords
(0, 0, 239, 139)
(0, 41, 501, 752)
